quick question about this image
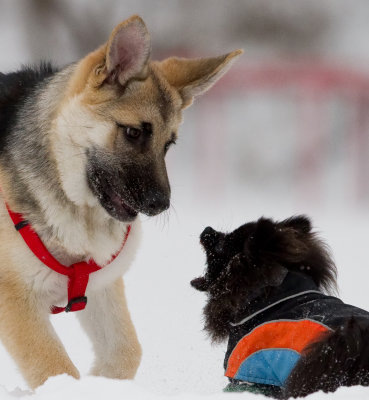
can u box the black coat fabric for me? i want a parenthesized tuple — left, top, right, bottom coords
(224, 271, 369, 387)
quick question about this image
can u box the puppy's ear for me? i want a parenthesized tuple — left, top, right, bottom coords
(156, 50, 243, 108)
(282, 215, 312, 234)
(104, 15, 151, 86)
(65, 16, 151, 97)
(247, 217, 309, 265)
(190, 277, 209, 292)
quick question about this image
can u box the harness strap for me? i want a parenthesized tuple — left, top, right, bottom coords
(6, 204, 131, 314)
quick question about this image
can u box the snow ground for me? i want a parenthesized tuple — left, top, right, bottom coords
(0, 193, 369, 399)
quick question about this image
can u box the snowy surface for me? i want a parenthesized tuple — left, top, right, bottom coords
(1, 192, 369, 399)
(0, 377, 368, 400)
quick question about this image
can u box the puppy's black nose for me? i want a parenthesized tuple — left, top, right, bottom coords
(139, 186, 170, 216)
(144, 193, 170, 216)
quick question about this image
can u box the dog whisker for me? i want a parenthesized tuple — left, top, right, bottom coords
(58, 124, 95, 129)
(152, 210, 170, 232)
(58, 152, 87, 162)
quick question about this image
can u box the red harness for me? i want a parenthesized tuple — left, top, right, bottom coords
(6, 205, 131, 314)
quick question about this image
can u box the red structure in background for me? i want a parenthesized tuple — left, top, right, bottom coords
(210, 62, 369, 93)
(196, 61, 369, 205)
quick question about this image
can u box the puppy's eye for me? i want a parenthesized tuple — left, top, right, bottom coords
(118, 124, 142, 140)
(125, 127, 141, 139)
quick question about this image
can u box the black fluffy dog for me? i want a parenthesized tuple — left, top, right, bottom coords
(191, 216, 369, 398)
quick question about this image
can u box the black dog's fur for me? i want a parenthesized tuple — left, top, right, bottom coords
(191, 215, 369, 398)
(191, 216, 336, 343)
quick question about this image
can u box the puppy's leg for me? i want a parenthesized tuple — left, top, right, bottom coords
(0, 280, 79, 389)
(77, 277, 141, 379)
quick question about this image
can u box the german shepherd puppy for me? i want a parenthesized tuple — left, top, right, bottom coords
(0, 15, 242, 389)
(191, 216, 369, 398)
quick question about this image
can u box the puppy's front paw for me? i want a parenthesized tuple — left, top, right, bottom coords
(91, 341, 142, 380)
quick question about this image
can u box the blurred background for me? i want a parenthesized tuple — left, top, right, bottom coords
(2, 1, 369, 396)
(2, 0, 369, 213)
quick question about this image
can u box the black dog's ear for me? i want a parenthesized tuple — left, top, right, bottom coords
(247, 215, 336, 292)
(246, 217, 282, 257)
(282, 215, 312, 234)
(246, 216, 311, 265)
(190, 277, 209, 291)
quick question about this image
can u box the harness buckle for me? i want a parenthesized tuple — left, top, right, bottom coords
(65, 296, 87, 312)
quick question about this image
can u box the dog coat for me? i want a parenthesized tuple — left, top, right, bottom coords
(224, 271, 369, 388)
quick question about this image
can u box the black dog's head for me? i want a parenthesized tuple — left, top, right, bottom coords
(191, 215, 336, 342)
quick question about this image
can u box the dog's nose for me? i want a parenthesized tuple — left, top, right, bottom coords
(143, 193, 170, 216)
(202, 226, 216, 237)
(200, 226, 219, 246)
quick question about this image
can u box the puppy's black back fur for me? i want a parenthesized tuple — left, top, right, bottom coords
(0, 63, 57, 153)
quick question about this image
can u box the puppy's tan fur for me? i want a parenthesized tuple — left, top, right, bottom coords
(0, 15, 242, 389)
